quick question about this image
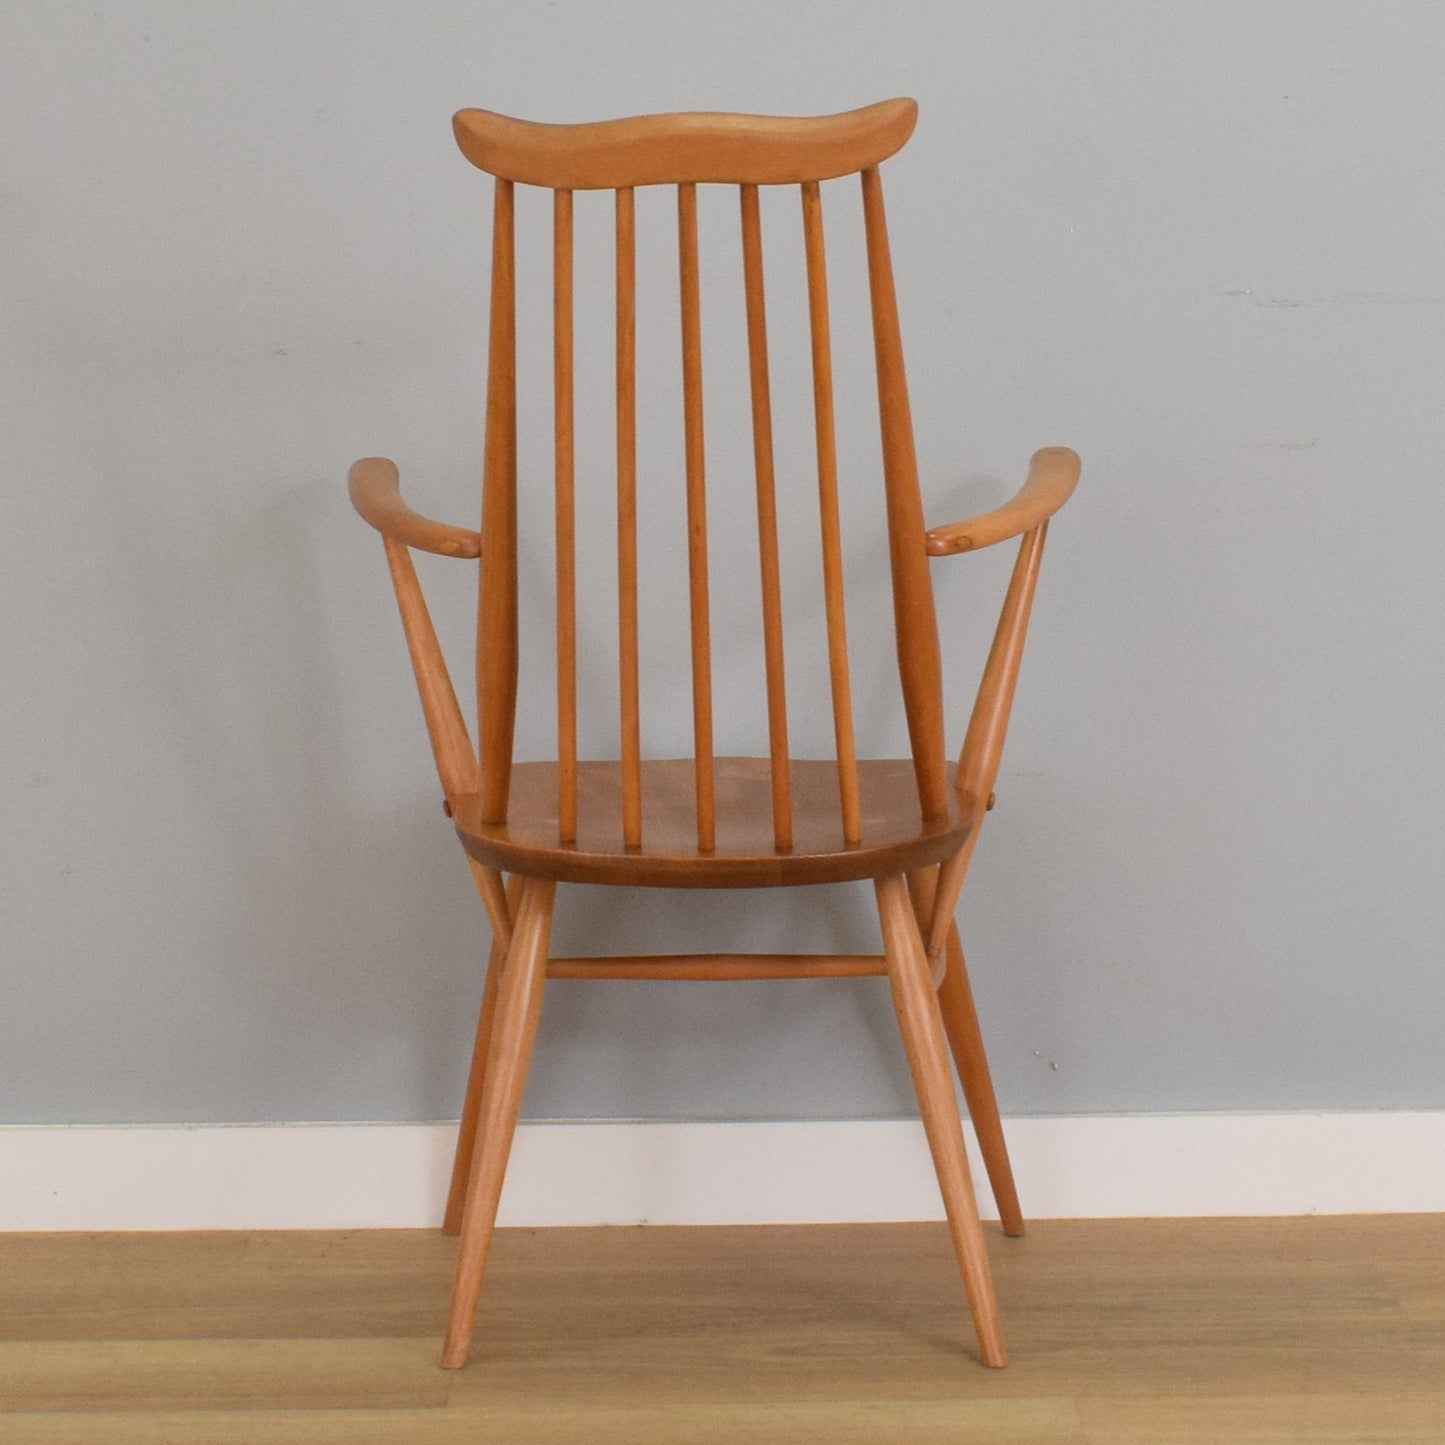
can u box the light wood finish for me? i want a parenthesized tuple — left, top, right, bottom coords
(801, 178, 862, 844)
(442, 927, 506, 1237)
(553, 189, 578, 842)
(923, 824, 979, 964)
(918, 507, 1050, 964)
(907, 865, 1024, 1238)
(940, 928, 1025, 1238)
(379, 535, 478, 806)
(740, 182, 793, 850)
(860, 165, 949, 821)
(956, 517, 1048, 810)
(677, 181, 716, 851)
(9, 1217, 1445, 1440)
(453, 98, 917, 190)
(876, 874, 1004, 1367)
(614, 186, 642, 848)
(456, 757, 975, 888)
(349, 458, 481, 558)
(465, 859, 511, 955)
(920, 517, 1049, 963)
(442, 878, 556, 1368)
(547, 952, 886, 980)
(351, 99, 1079, 1371)
(926, 445, 1080, 555)
(476, 177, 518, 827)
(442, 871, 523, 1235)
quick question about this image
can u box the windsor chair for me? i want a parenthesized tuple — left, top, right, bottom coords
(349, 97, 1079, 1372)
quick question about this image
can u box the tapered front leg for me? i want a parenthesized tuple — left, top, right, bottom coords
(876, 873, 1006, 1367)
(441, 876, 556, 1369)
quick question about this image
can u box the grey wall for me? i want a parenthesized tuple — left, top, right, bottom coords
(4, 1, 1443, 1127)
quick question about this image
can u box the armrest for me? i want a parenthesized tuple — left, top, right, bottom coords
(925, 447, 1080, 556)
(348, 457, 482, 559)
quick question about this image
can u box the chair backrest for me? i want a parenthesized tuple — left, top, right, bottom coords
(453, 98, 948, 852)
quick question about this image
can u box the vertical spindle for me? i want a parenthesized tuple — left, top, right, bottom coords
(616, 187, 643, 847)
(801, 181, 862, 844)
(678, 182, 716, 850)
(740, 184, 792, 850)
(554, 189, 577, 842)
(477, 177, 518, 826)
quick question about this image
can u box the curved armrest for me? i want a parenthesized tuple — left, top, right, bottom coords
(348, 457, 482, 558)
(925, 447, 1080, 556)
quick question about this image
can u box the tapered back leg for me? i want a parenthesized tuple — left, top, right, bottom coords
(444, 871, 525, 1235)
(905, 866, 1022, 1235)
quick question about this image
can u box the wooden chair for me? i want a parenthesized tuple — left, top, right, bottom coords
(349, 97, 1079, 1371)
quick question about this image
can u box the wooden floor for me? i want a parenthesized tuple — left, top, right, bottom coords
(1, 1216, 1442, 1442)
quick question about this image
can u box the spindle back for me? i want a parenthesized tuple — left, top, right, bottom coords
(454, 98, 948, 853)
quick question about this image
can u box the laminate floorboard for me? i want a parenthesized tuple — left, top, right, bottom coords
(1, 1217, 1441, 1443)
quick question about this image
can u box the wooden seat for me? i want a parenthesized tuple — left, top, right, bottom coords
(456, 758, 977, 888)
(349, 96, 1079, 1374)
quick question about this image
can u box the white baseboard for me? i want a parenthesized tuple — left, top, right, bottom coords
(3, 1112, 1443, 1231)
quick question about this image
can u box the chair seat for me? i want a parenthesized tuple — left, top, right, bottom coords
(453, 757, 977, 888)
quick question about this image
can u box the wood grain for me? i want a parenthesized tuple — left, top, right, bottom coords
(614, 186, 642, 848)
(443, 879, 556, 1368)
(936, 919, 1025, 1238)
(877, 873, 1003, 1367)
(354, 98, 1082, 1381)
(926, 446, 1080, 556)
(381, 536, 478, 806)
(0, 1399, 1089, 1445)
(443, 872, 523, 1235)
(348, 458, 481, 558)
(955, 522, 1048, 808)
(546, 952, 886, 979)
(677, 181, 716, 851)
(452, 98, 918, 189)
(553, 188, 578, 841)
(906, 865, 1023, 1237)
(860, 165, 949, 820)
(1077, 1393, 1445, 1444)
(475, 176, 518, 826)
(7, 1218, 1443, 1442)
(464, 859, 510, 955)
(739, 182, 793, 850)
(0, 1338, 448, 1413)
(801, 179, 862, 844)
(453, 757, 976, 888)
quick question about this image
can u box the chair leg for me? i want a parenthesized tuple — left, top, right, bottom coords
(440, 877, 556, 1370)
(938, 921, 1025, 1237)
(876, 873, 1006, 1368)
(906, 868, 1024, 1238)
(443, 873, 524, 1235)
